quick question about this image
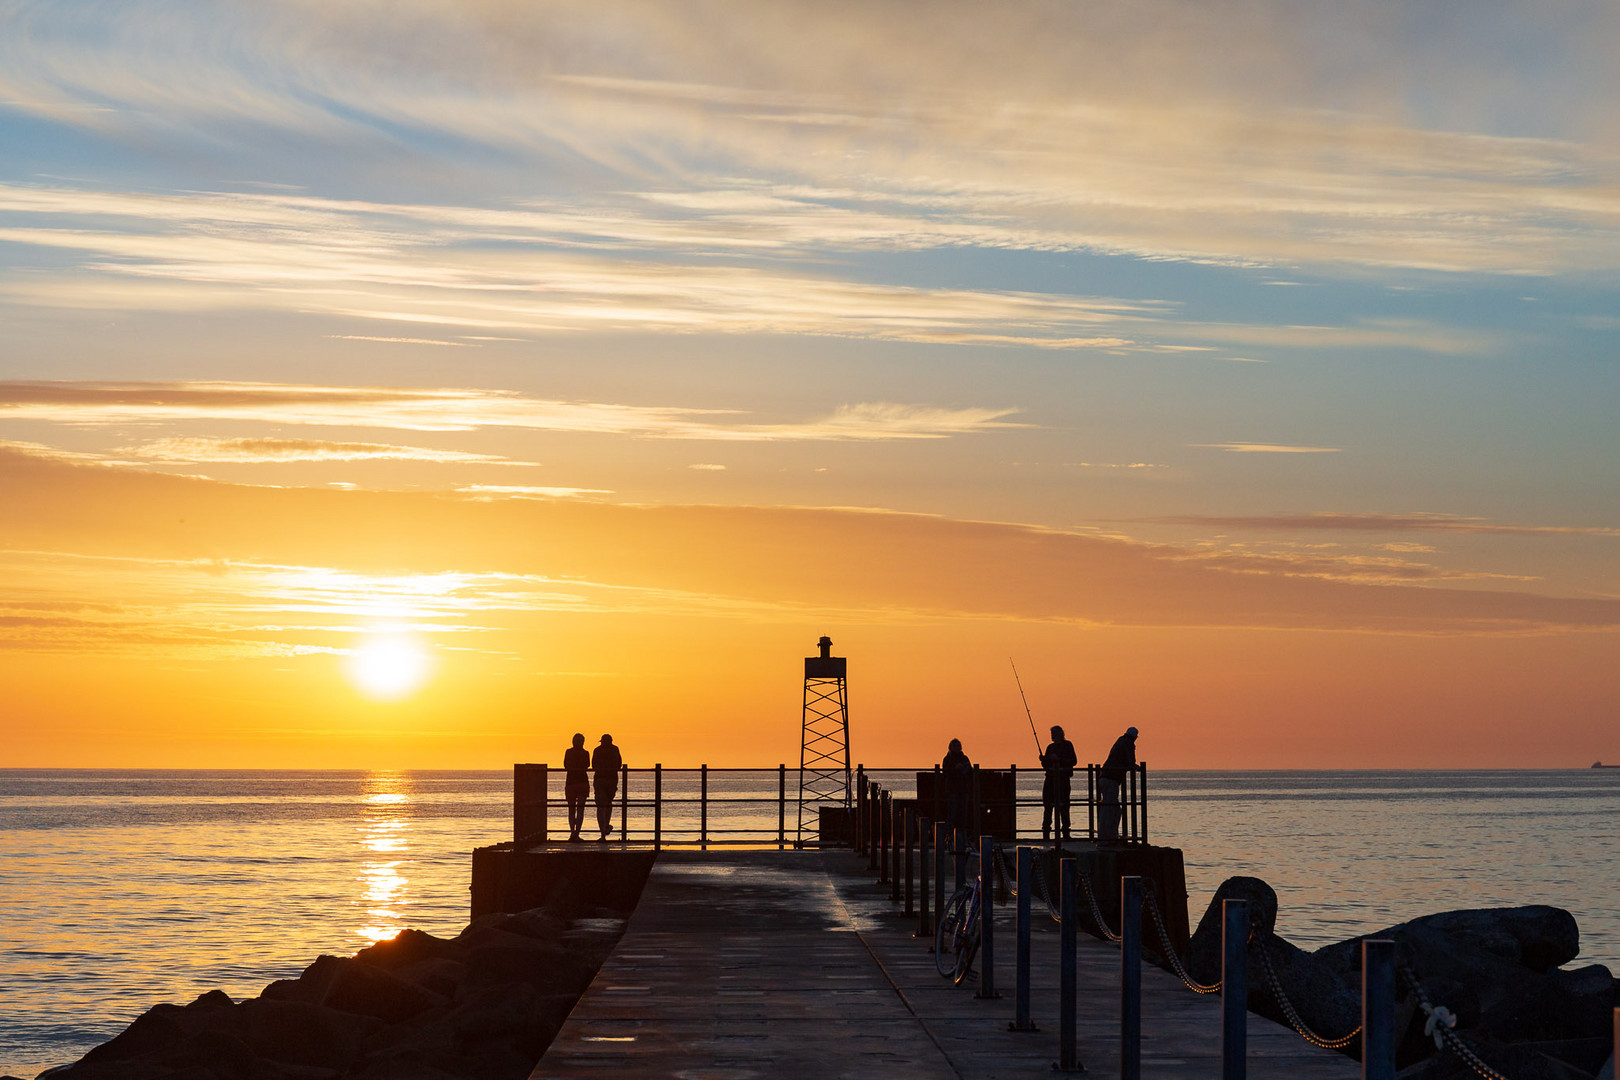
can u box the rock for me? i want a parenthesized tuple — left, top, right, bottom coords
(237, 998, 378, 1070)
(1184, 877, 1359, 1046)
(1317, 905, 1579, 977)
(355, 929, 458, 972)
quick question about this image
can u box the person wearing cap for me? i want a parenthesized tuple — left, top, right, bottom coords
(1040, 725, 1078, 841)
(1097, 726, 1139, 841)
(591, 734, 623, 840)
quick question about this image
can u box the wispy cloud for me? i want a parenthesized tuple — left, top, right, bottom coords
(123, 436, 535, 465)
(1194, 442, 1342, 454)
(1155, 512, 1620, 537)
(455, 485, 613, 500)
(3, 3, 1618, 276)
(0, 381, 1023, 441)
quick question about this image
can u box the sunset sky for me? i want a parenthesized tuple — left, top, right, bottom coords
(2, 1, 1617, 768)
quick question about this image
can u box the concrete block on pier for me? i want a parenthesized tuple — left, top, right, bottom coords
(472, 844, 656, 919)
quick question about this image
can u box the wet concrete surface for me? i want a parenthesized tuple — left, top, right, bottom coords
(532, 849, 1358, 1079)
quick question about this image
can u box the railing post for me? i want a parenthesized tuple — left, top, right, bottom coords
(1139, 763, 1149, 845)
(971, 763, 982, 837)
(953, 827, 967, 891)
(619, 763, 628, 841)
(513, 763, 548, 846)
(1010, 845, 1036, 1031)
(1059, 855, 1081, 1072)
(903, 809, 915, 916)
(1087, 763, 1096, 841)
(653, 764, 662, 851)
(1223, 898, 1248, 1080)
(700, 763, 709, 850)
(1121, 875, 1143, 1080)
(1362, 939, 1396, 1080)
(917, 815, 932, 937)
(778, 763, 786, 849)
(1008, 763, 1017, 839)
(933, 820, 948, 935)
(976, 834, 998, 1000)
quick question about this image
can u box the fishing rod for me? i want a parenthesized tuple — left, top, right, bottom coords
(1009, 657, 1045, 762)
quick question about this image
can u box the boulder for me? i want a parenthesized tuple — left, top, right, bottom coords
(1317, 906, 1579, 978)
(1184, 877, 1359, 1045)
(355, 929, 459, 972)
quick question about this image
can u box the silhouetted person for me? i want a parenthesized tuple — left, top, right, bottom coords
(1098, 726, 1138, 841)
(941, 738, 973, 834)
(1040, 724, 1078, 841)
(591, 734, 622, 840)
(563, 733, 590, 841)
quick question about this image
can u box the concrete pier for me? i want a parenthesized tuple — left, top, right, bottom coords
(531, 849, 1357, 1079)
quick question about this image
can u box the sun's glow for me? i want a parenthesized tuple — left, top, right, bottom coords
(345, 633, 434, 700)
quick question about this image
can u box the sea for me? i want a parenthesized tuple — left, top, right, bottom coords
(2, 768, 1617, 1078)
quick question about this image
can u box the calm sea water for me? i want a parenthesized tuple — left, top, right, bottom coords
(2, 769, 1616, 1077)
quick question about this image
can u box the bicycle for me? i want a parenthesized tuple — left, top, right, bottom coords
(934, 873, 982, 985)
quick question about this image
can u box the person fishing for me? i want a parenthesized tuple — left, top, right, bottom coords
(1040, 724, 1078, 841)
(1098, 725, 1138, 841)
(941, 738, 974, 833)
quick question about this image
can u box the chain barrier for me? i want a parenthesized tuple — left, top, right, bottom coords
(1253, 939, 1362, 1050)
(1401, 964, 1511, 1080)
(917, 837, 1510, 1079)
(1141, 888, 1220, 995)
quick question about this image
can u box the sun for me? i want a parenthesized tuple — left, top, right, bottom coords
(346, 632, 434, 701)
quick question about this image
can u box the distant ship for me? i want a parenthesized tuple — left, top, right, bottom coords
(1593, 761, 1620, 768)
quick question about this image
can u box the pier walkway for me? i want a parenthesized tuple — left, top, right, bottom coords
(531, 849, 1358, 1079)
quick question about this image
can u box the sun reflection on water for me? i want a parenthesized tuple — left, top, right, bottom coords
(356, 772, 412, 942)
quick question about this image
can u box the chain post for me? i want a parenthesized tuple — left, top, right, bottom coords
(1223, 898, 1248, 1080)
(1010, 845, 1036, 1032)
(933, 820, 947, 936)
(1121, 875, 1143, 1080)
(903, 809, 915, 916)
(976, 834, 999, 999)
(1058, 855, 1082, 1072)
(954, 827, 967, 891)
(1362, 939, 1396, 1080)
(916, 815, 933, 936)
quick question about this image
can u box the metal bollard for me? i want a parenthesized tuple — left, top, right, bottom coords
(1362, 939, 1396, 1080)
(1009, 845, 1037, 1031)
(917, 816, 932, 936)
(1223, 899, 1248, 1080)
(1121, 875, 1143, 1080)
(868, 782, 880, 870)
(1058, 856, 1082, 1072)
(977, 835, 999, 999)
(881, 792, 891, 883)
(890, 798, 903, 902)
(903, 810, 915, 916)
(934, 820, 948, 935)
(954, 827, 968, 891)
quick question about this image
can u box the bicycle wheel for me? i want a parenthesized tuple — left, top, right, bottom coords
(952, 894, 981, 985)
(935, 888, 971, 977)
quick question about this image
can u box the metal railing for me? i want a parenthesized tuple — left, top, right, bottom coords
(512, 761, 1150, 849)
(860, 761, 1150, 846)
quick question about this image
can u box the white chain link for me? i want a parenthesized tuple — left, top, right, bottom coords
(1401, 964, 1512, 1080)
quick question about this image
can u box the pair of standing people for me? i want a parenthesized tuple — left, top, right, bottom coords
(562, 733, 622, 841)
(1040, 724, 1138, 841)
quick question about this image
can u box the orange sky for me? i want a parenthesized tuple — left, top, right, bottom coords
(4, 445, 1616, 769)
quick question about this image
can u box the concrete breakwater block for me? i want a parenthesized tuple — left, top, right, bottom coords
(1183, 877, 1619, 1080)
(471, 844, 658, 919)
